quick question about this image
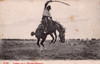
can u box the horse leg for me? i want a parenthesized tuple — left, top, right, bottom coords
(49, 33, 54, 44)
(53, 31, 57, 43)
(37, 38, 40, 48)
(40, 37, 46, 51)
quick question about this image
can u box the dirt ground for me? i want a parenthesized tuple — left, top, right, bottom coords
(0, 39, 100, 60)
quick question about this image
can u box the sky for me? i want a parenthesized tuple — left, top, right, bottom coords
(0, 0, 100, 39)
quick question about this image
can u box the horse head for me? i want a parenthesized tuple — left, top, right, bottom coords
(59, 27, 65, 43)
(53, 21, 66, 43)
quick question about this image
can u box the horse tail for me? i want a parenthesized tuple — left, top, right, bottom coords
(31, 31, 35, 36)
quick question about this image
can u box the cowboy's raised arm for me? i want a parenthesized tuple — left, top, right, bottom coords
(44, 0, 52, 9)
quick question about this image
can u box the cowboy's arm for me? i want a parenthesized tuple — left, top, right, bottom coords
(49, 13, 52, 20)
(44, 0, 52, 9)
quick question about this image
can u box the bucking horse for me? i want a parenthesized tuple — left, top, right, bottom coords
(31, 20, 65, 51)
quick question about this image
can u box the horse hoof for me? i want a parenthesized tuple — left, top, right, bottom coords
(40, 49, 42, 52)
(40, 47, 43, 51)
(49, 42, 52, 44)
(40, 49, 46, 52)
(51, 41, 53, 43)
(44, 48, 46, 51)
(53, 42, 55, 44)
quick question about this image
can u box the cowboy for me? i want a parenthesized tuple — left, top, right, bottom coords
(41, 0, 52, 32)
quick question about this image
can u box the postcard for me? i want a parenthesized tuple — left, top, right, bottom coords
(0, 0, 100, 64)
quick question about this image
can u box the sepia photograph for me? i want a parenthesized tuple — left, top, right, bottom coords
(0, 0, 100, 63)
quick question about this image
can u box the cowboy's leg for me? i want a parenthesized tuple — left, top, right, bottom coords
(41, 16, 47, 33)
(48, 18, 53, 29)
(44, 17, 48, 33)
(42, 16, 46, 24)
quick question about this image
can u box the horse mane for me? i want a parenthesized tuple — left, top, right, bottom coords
(53, 21, 65, 32)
